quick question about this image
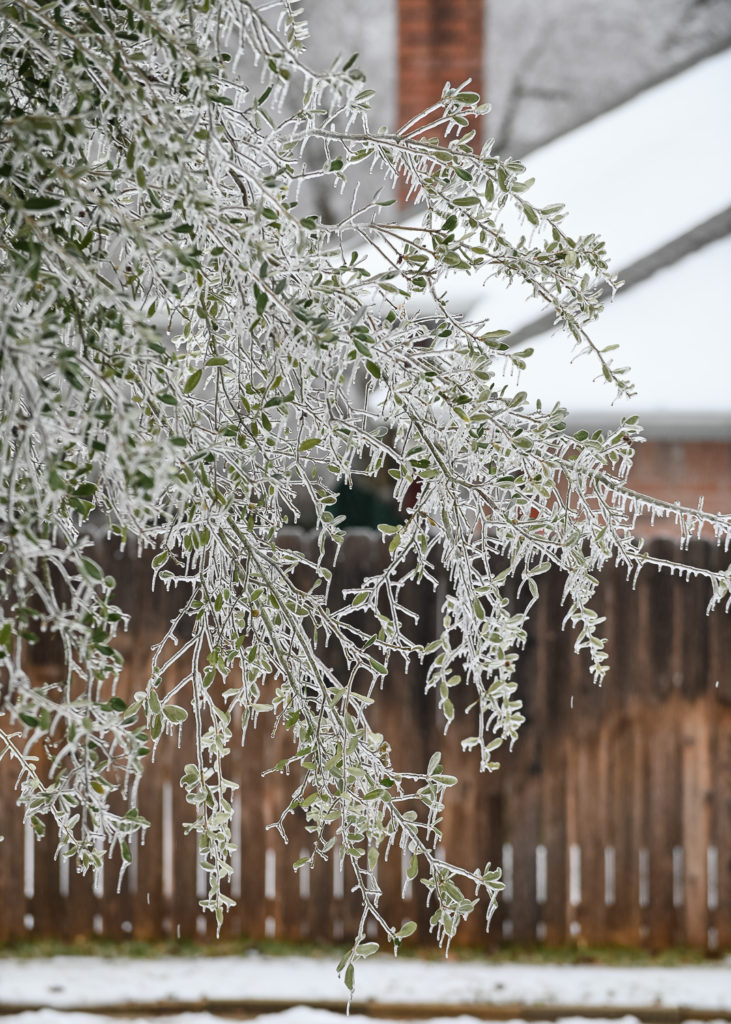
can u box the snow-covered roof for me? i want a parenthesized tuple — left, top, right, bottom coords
(493, 233, 731, 438)
(467, 45, 731, 332)
(496, 46, 731, 273)
(362, 48, 731, 435)
(478, 48, 731, 438)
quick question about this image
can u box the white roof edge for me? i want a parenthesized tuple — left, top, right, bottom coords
(564, 412, 731, 442)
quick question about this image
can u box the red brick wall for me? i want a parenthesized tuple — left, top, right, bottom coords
(627, 441, 731, 538)
(398, 0, 484, 136)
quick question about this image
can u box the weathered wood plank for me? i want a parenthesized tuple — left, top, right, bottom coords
(0, 747, 25, 941)
(682, 701, 712, 947)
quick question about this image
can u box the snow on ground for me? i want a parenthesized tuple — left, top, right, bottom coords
(1, 955, 730, 1013)
(0, 1010, 698, 1024)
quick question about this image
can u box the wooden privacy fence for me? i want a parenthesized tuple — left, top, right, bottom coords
(0, 533, 729, 949)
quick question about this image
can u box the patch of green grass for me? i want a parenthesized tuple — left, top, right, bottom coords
(437, 943, 713, 966)
(0, 936, 719, 964)
(0, 936, 352, 960)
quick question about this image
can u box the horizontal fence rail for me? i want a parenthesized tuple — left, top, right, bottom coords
(0, 533, 729, 949)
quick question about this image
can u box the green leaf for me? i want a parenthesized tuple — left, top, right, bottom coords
(254, 284, 268, 315)
(353, 336, 371, 357)
(163, 705, 188, 724)
(80, 557, 104, 582)
(365, 359, 381, 380)
(184, 369, 202, 393)
(406, 853, 419, 880)
(395, 920, 417, 939)
(0, 622, 12, 652)
(25, 196, 60, 210)
(298, 438, 321, 452)
(102, 697, 127, 712)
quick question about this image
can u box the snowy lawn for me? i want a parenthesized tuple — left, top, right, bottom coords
(2, 1010, 722, 1024)
(5, 1011, 731, 1024)
(1, 955, 730, 1016)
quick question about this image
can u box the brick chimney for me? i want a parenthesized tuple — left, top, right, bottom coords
(398, 0, 485, 139)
